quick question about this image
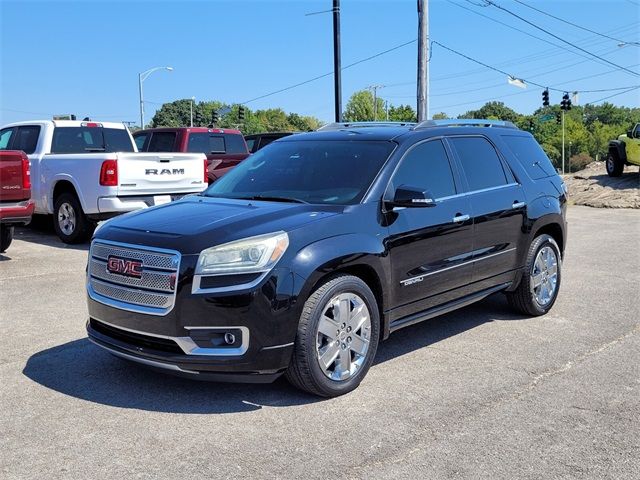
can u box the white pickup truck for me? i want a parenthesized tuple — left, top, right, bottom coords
(0, 120, 208, 243)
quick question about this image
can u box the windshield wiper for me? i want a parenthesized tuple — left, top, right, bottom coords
(235, 195, 308, 204)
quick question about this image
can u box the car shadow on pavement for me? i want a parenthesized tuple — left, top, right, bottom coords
(13, 224, 90, 251)
(22, 295, 525, 414)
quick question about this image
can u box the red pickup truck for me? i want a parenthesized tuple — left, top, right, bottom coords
(0, 150, 35, 252)
(133, 127, 250, 184)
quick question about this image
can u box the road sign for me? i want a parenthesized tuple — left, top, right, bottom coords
(540, 114, 554, 122)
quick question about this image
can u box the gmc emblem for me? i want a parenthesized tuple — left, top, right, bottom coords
(145, 168, 185, 175)
(107, 256, 143, 278)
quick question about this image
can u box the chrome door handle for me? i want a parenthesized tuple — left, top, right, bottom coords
(453, 214, 470, 223)
(512, 201, 526, 209)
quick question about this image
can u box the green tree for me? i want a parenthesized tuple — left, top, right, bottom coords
(460, 101, 521, 123)
(343, 90, 385, 121)
(388, 104, 416, 122)
(432, 112, 449, 120)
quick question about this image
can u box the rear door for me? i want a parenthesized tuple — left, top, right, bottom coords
(447, 135, 526, 285)
(386, 138, 474, 319)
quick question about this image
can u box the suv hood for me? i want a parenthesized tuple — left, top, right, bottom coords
(96, 196, 340, 254)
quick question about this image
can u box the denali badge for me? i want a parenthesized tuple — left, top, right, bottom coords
(145, 168, 185, 175)
(107, 256, 143, 278)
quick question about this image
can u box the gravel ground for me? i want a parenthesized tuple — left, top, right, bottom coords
(1, 205, 639, 479)
(564, 162, 639, 208)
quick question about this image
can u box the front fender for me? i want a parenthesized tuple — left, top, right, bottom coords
(609, 140, 627, 161)
(290, 233, 390, 319)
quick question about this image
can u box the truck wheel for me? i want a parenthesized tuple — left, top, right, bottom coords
(506, 234, 561, 316)
(285, 274, 380, 397)
(0, 225, 14, 253)
(606, 152, 624, 177)
(53, 193, 94, 244)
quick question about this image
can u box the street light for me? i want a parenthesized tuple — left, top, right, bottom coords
(138, 66, 173, 129)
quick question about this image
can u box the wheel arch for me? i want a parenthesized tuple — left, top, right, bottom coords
(608, 140, 626, 162)
(50, 176, 87, 213)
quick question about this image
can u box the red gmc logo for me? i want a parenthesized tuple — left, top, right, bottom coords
(107, 256, 143, 278)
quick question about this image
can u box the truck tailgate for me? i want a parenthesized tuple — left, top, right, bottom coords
(116, 152, 207, 196)
(0, 151, 30, 202)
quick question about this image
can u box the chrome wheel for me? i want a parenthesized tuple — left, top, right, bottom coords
(531, 246, 558, 306)
(316, 292, 371, 381)
(57, 202, 76, 235)
(606, 156, 614, 173)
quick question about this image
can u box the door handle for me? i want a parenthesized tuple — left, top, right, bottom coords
(512, 201, 526, 209)
(453, 213, 470, 223)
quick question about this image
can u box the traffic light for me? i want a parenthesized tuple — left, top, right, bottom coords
(542, 89, 549, 107)
(238, 105, 245, 122)
(560, 93, 571, 111)
(194, 111, 202, 126)
(556, 112, 561, 124)
(211, 110, 219, 125)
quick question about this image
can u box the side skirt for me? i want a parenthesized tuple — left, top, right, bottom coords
(388, 282, 511, 334)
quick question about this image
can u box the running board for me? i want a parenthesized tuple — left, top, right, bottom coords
(389, 283, 511, 333)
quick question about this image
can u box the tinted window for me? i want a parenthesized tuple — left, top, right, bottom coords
(450, 137, 507, 191)
(133, 133, 148, 151)
(14, 126, 41, 154)
(501, 135, 556, 179)
(245, 138, 256, 152)
(391, 140, 456, 199)
(205, 140, 395, 205)
(225, 134, 247, 154)
(147, 132, 176, 152)
(51, 127, 134, 153)
(186, 134, 227, 154)
(0, 128, 15, 150)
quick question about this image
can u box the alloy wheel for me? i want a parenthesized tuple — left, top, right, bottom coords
(58, 202, 76, 235)
(530, 246, 558, 306)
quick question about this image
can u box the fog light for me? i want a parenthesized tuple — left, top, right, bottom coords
(224, 332, 236, 345)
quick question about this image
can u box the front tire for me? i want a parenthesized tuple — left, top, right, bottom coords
(285, 275, 380, 397)
(0, 225, 14, 253)
(606, 152, 624, 177)
(506, 234, 561, 316)
(53, 193, 94, 244)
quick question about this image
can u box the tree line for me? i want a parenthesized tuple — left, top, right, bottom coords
(151, 92, 639, 172)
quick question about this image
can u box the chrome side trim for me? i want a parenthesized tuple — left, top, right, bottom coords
(435, 182, 519, 202)
(261, 342, 294, 351)
(90, 318, 250, 357)
(191, 271, 270, 294)
(400, 247, 516, 286)
(89, 337, 199, 374)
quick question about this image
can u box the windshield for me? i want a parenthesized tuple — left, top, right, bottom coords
(204, 140, 395, 205)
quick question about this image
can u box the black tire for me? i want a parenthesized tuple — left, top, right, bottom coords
(606, 152, 624, 177)
(0, 225, 14, 253)
(53, 192, 95, 244)
(285, 274, 380, 397)
(506, 234, 562, 316)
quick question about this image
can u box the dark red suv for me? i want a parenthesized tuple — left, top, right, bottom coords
(133, 127, 250, 183)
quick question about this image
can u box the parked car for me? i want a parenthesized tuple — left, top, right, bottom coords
(133, 127, 250, 183)
(244, 132, 294, 153)
(0, 120, 208, 243)
(85, 119, 567, 397)
(0, 150, 35, 252)
(607, 122, 640, 177)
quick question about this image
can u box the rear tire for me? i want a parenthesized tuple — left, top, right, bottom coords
(53, 192, 94, 244)
(506, 234, 561, 316)
(606, 152, 624, 177)
(0, 225, 14, 253)
(285, 275, 380, 397)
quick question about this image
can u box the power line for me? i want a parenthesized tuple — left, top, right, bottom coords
(589, 85, 640, 104)
(512, 0, 639, 46)
(480, 0, 639, 76)
(239, 39, 416, 105)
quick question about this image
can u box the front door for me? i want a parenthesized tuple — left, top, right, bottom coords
(386, 138, 475, 321)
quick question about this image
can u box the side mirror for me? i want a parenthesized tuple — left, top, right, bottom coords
(390, 185, 436, 208)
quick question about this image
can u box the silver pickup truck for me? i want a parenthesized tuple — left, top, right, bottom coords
(0, 120, 208, 243)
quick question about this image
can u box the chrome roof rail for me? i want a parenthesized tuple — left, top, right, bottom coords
(414, 119, 518, 130)
(317, 121, 417, 131)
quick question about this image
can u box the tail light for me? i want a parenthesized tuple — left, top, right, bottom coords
(100, 159, 118, 186)
(21, 152, 31, 189)
(204, 159, 208, 183)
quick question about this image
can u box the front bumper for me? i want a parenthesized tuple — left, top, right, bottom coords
(86, 255, 302, 381)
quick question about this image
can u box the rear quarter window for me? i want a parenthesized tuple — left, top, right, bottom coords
(225, 134, 247, 154)
(501, 135, 557, 180)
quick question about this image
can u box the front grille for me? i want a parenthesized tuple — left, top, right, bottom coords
(90, 319, 183, 354)
(88, 240, 180, 315)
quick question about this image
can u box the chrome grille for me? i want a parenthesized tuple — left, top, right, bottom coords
(87, 240, 180, 315)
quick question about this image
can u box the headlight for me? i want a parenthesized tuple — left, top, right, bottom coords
(195, 231, 289, 275)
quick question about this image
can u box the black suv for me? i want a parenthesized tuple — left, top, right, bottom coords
(86, 120, 567, 397)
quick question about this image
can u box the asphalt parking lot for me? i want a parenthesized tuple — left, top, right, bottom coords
(1, 205, 638, 479)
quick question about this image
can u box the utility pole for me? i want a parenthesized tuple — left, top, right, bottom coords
(367, 85, 385, 121)
(417, 0, 429, 122)
(385, 100, 389, 121)
(190, 97, 195, 127)
(561, 109, 565, 174)
(333, 0, 342, 122)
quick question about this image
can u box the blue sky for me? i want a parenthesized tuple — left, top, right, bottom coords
(1, 0, 638, 126)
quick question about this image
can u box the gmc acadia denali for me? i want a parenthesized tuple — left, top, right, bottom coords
(86, 120, 568, 397)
